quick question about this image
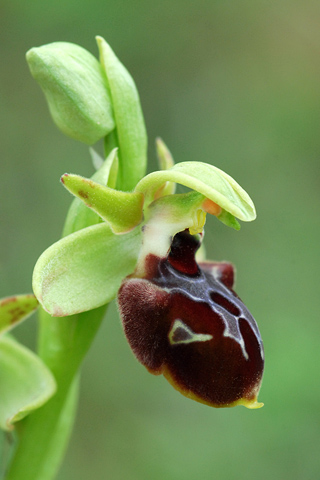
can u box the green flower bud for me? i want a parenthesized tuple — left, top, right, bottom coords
(26, 42, 115, 145)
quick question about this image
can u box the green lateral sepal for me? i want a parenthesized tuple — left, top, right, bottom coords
(32, 223, 142, 316)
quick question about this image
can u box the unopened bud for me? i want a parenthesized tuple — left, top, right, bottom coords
(27, 42, 115, 144)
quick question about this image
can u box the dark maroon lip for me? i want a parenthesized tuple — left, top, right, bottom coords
(118, 229, 264, 408)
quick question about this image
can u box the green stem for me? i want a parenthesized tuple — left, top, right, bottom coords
(104, 128, 119, 159)
(37, 374, 80, 480)
(5, 305, 107, 480)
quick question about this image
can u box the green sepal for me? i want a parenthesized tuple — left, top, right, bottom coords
(0, 294, 38, 335)
(61, 173, 144, 234)
(0, 335, 56, 431)
(62, 148, 119, 237)
(32, 223, 142, 316)
(26, 42, 115, 145)
(135, 161, 256, 224)
(97, 36, 147, 191)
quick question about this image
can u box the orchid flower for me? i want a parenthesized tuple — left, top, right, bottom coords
(32, 137, 264, 408)
(3, 36, 264, 480)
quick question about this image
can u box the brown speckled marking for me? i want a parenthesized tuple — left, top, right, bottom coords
(9, 307, 25, 324)
(0, 296, 17, 306)
(52, 304, 67, 317)
(78, 190, 89, 199)
(61, 174, 69, 184)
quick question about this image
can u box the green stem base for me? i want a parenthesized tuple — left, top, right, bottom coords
(6, 305, 107, 480)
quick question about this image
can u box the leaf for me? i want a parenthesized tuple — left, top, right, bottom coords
(0, 335, 56, 431)
(135, 161, 256, 223)
(97, 36, 147, 191)
(33, 223, 142, 316)
(61, 173, 144, 234)
(0, 294, 38, 335)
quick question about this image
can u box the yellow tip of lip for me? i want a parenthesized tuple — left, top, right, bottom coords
(236, 398, 264, 409)
(162, 366, 264, 409)
(246, 401, 264, 409)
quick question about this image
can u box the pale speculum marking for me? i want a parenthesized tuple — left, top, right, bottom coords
(168, 319, 213, 346)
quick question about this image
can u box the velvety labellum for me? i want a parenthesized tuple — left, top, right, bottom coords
(118, 230, 264, 408)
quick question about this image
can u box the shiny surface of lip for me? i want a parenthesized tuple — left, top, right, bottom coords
(118, 230, 264, 409)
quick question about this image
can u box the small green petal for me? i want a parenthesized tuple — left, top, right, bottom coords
(90, 148, 104, 170)
(26, 42, 115, 145)
(156, 138, 175, 171)
(217, 210, 241, 231)
(61, 173, 144, 234)
(135, 161, 256, 223)
(0, 335, 56, 431)
(102, 148, 119, 190)
(97, 36, 147, 191)
(33, 223, 142, 316)
(0, 294, 38, 335)
(155, 138, 176, 197)
(62, 148, 119, 237)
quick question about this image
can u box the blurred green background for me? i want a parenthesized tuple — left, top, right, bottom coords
(1, 0, 320, 479)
